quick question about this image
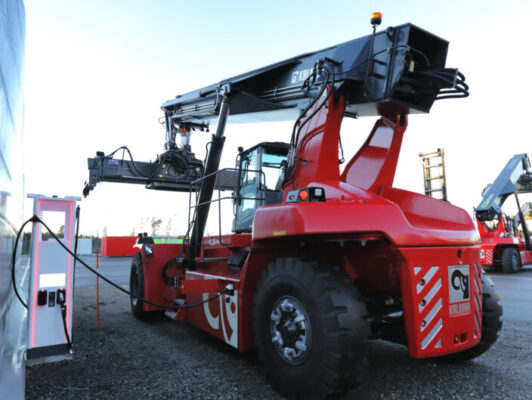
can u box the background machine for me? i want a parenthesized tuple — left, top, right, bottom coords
(475, 153, 532, 273)
(83, 16, 502, 398)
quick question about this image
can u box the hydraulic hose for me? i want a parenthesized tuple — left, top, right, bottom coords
(105, 146, 150, 178)
(283, 60, 335, 189)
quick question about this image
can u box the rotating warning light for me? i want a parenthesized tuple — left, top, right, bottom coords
(371, 12, 382, 26)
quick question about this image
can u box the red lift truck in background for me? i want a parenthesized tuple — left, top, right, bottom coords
(475, 153, 532, 273)
(83, 15, 502, 398)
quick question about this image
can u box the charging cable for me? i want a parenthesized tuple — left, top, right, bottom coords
(11, 215, 231, 311)
(56, 289, 72, 349)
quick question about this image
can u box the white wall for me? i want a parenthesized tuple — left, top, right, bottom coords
(0, 1, 26, 399)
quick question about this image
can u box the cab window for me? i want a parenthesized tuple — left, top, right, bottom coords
(261, 152, 286, 191)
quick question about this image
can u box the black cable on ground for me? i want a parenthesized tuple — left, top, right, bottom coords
(11, 215, 229, 311)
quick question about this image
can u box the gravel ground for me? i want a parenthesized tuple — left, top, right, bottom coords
(26, 285, 532, 400)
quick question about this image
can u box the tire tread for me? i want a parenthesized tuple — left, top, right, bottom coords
(252, 257, 370, 399)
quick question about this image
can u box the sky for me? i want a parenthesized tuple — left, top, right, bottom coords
(22, 0, 532, 236)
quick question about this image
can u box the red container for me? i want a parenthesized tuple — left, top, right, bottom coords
(101, 236, 138, 257)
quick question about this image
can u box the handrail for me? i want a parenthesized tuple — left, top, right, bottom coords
(187, 167, 266, 247)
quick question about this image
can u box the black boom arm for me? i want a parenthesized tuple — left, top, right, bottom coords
(83, 21, 469, 265)
(162, 23, 468, 126)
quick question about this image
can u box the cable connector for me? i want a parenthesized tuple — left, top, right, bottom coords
(223, 283, 235, 296)
(57, 289, 66, 305)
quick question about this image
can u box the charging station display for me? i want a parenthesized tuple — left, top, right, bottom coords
(26, 194, 80, 360)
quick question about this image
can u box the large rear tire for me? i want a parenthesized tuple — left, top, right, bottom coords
(130, 253, 149, 319)
(252, 258, 370, 399)
(441, 275, 503, 362)
(501, 247, 520, 273)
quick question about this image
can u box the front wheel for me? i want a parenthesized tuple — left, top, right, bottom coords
(252, 258, 370, 399)
(130, 253, 149, 319)
(501, 247, 520, 273)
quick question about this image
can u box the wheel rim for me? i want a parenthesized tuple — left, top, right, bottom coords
(269, 296, 312, 365)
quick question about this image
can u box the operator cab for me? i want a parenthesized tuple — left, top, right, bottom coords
(233, 142, 289, 233)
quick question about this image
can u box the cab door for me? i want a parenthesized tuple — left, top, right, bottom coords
(233, 144, 288, 233)
(234, 149, 260, 233)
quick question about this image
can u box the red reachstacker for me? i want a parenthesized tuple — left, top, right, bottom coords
(83, 14, 502, 398)
(475, 153, 532, 273)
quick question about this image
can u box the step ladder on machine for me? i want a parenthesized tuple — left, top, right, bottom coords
(419, 148, 448, 202)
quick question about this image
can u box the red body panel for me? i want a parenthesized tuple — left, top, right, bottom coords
(139, 92, 481, 359)
(286, 93, 343, 192)
(341, 115, 406, 192)
(254, 185, 477, 246)
(140, 244, 183, 312)
(184, 270, 241, 349)
(101, 236, 137, 257)
(399, 247, 482, 357)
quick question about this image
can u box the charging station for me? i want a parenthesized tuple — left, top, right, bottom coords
(26, 194, 81, 362)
